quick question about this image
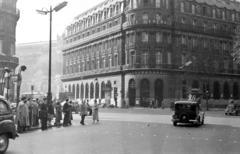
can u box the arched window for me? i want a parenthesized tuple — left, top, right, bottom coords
(72, 84, 76, 99)
(233, 82, 239, 99)
(90, 82, 94, 99)
(95, 82, 99, 99)
(140, 79, 150, 107)
(85, 83, 89, 99)
(76, 84, 80, 99)
(68, 85, 71, 93)
(101, 82, 105, 98)
(106, 81, 112, 98)
(223, 82, 230, 100)
(155, 79, 164, 107)
(128, 79, 136, 106)
(213, 81, 220, 99)
(80, 83, 84, 99)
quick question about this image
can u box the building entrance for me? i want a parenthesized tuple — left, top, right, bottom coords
(128, 79, 136, 106)
(154, 79, 163, 107)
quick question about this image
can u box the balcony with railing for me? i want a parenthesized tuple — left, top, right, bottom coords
(174, 23, 235, 38)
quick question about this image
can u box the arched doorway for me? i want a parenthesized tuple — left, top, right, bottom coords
(76, 84, 80, 99)
(72, 84, 75, 99)
(213, 81, 220, 99)
(128, 79, 136, 107)
(101, 82, 105, 99)
(85, 83, 89, 99)
(90, 82, 94, 99)
(233, 82, 239, 99)
(105, 81, 112, 104)
(223, 82, 230, 100)
(140, 79, 150, 107)
(192, 80, 199, 89)
(80, 83, 84, 99)
(95, 82, 99, 99)
(155, 79, 163, 107)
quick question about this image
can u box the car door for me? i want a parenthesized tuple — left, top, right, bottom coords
(0, 99, 12, 120)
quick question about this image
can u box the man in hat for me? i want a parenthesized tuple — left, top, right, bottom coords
(39, 98, 48, 130)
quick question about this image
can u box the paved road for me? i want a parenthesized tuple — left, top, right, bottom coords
(6, 111, 240, 154)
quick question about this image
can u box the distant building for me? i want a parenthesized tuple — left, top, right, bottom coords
(16, 41, 62, 98)
(61, 0, 240, 107)
(0, 0, 20, 101)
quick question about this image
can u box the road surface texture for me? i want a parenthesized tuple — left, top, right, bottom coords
(6, 109, 240, 154)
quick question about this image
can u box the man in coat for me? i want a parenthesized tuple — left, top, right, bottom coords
(80, 100, 88, 125)
(39, 98, 48, 130)
(54, 102, 62, 127)
(63, 99, 70, 126)
(16, 97, 29, 133)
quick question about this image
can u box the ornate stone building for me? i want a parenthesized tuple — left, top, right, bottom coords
(0, 0, 20, 100)
(61, 0, 240, 107)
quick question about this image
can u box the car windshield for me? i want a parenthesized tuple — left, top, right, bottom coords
(175, 103, 196, 111)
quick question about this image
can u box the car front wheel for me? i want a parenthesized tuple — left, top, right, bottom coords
(173, 122, 177, 126)
(0, 134, 9, 154)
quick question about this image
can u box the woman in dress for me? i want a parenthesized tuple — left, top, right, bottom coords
(92, 99, 99, 124)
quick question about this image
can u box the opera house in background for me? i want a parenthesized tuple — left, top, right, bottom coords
(61, 0, 240, 107)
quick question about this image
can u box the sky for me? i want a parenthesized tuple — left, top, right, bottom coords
(16, 0, 105, 44)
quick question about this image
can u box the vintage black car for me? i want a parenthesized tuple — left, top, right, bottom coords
(172, 100, 205, 126)
(0, 96, 18, 153)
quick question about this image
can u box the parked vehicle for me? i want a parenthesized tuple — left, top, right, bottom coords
(0, 96, 18, 153)
(225, 104, 240, 116)
(172, 100, 205, 126)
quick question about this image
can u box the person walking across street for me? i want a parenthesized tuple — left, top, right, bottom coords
(80, 100, 87, 125)
(92, 99, 99, 124)
(39, 98, 48, 131)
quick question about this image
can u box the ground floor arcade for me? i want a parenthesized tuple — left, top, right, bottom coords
(62, 70, 240, 107)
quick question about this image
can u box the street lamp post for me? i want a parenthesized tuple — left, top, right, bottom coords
(36, 1, 67, 104)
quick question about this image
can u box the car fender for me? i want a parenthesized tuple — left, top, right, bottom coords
(0, 120, 18, 139)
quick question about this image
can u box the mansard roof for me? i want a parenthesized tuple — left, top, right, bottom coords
(74, 0, 123, 21)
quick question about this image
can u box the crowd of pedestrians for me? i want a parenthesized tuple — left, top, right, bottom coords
(15, 97, 100, 133)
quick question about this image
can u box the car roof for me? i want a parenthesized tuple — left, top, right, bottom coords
(174, 100, 198, 104)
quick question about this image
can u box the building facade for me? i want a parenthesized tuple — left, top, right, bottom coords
(0, 0, 19, 101)
(16, 41, 63, 98)
(61, 0, 240, 107)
